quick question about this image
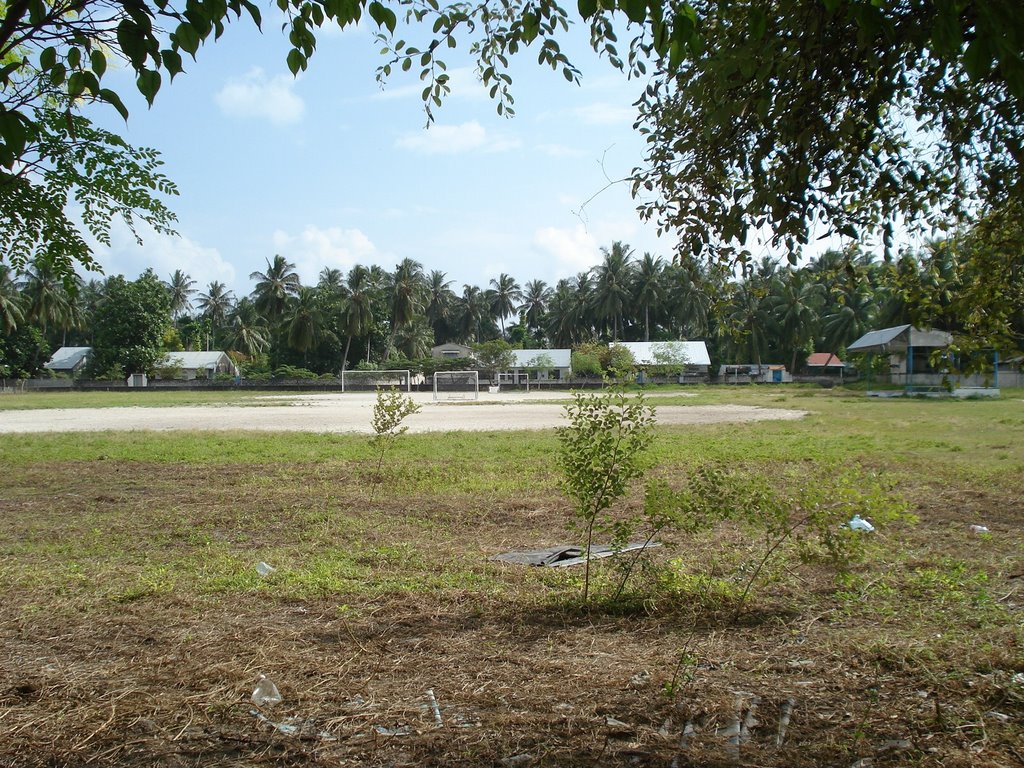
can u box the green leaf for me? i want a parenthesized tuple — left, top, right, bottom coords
(67, 47, 81, 69)
(40, 47, 57, 71)
(175, 22, 201, 56)
(368, 1, 397, 33)
(99, 89, 131, 121)
(162, 49, 184, 78)
(521, 11, 540, 44)
(622, 0, 646, 24)
(286, 48, 304, 75)
(48, 62, 66, 86)
(67, 71, 85, 98)
(577, 0, 597, 20)
(91, 50, 107, 78)
(136, 68, 162, 105)
(117, 20, 149, 67)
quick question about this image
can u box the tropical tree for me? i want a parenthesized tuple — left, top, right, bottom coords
(591, 241, 634, 340)
(765, 269, 825, 373)
(340, 265, 378, 369)
(87, 270, 172, 376)
(489, 272, 522, 339)
(384, 258, 425, 360)
(425, 269, 456, 345)
(632, 252, 664, 342)
(19, 257, 72, 335)
(226, 297, 270, 357)
(0, 264, 24, 334)
(456, 284, 489, 343)
(166, 269, 196, 318)
(195, 281, 235, 350)
(250, 255, 301, 325)
(286, 287, 329, 364)
(519, 279, 551, 338)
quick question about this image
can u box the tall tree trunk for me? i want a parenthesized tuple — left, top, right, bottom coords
(644, 305, 650, 342)
(342, 334, 353, 370)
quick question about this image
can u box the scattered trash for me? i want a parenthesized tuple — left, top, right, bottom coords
(256, 561, 276, 577)
(604, 716, 634, 738)
(970, 525, 990, 534)
(252, 710, 336, 740)
(739, 697, 760, 744)
(426, 688, 444, 728)
(491, 542, 662, 567)
(251, 675, 282, 707)
(985, 711, 1011, 722)
(850, 759, 873, 768)
(500, 754, 533, 767)
(875, 739, 912, 753)
(776, 698, 795, 746)
(1013, 672, 1024, 686)
(846, 515, 875, 532)
(629, 671, 650, 686)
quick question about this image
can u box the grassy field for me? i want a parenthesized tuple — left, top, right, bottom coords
(1, 387, 1021, 766)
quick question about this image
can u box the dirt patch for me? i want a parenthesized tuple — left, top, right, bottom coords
(0, 391, 806, 433)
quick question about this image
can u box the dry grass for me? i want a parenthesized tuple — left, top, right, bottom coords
(1, 397, 1022, 767)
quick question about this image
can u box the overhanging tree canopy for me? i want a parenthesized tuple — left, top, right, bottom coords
(1, 0, 1021, 276)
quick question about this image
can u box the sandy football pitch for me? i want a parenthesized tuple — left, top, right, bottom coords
(0, 390, 806, 433)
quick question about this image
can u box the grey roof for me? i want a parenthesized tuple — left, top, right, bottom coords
(510, 349, 572, 368)
(45, 346, 92, 371)
(613, 341, 711, 367)
(162, 351, 232, 370)
(847, 325, 953, 353)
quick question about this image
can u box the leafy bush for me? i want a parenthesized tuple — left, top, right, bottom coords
(273, 365, 318, 379)
(557, 383, 656, 604)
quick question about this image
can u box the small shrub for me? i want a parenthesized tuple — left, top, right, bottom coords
(369, 387, 422, 500)
(557, 382, 656, 604)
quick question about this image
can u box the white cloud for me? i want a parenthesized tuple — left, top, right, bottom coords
(372, 67, 488, 103)
(271, 225, 381, 285)
(86, 220, 237, 297)
(531, 224, 600, 277)
(215, 68, 305, 125)
(571, 102, 637, 127)
(395, 121, 521, 155)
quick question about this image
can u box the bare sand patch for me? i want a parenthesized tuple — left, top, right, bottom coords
(0, 390, 806, 433)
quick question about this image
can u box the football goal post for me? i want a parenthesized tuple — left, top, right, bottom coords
(433, 370, 479, 401)
(341, 369, 412, 392)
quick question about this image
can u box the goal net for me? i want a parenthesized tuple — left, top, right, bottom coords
(433, 370, 479, 401)
(341, 369, 412, 392)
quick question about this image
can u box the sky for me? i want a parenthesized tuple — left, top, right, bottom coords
(81, 12, 688, 299)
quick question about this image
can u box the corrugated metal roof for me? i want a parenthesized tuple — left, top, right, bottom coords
(45, 346, 92, 370)
(847, 325, 952, 352)
(162, 351, 231, 369)
(510, 349, 572, 368)
(613, 341, 711, 367)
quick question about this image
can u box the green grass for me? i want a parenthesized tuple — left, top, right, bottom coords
(0, 388, 293, 410)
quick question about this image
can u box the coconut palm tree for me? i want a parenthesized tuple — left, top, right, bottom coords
(765, 269, 824, 373)
(286, 287, 328, 364)
(250, 255, 301, 325)
(0, 265, 25, 334)
(196, 281, 235, 350)
(20, 257, 73, 336)
(384, 258, 425, 360)
(632, 252, 664, 341)
(340, 265, 377, 369)
(166, 269, 196, 318)
(519, 279, 551, 338)
(456, 284, 488, 343)
(317, 267, 344, 293)
(226, 297, 270, 356)
(488, 272, 522, 339)
(426, 270, 456, 344)
(591, 241, 634, 340)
